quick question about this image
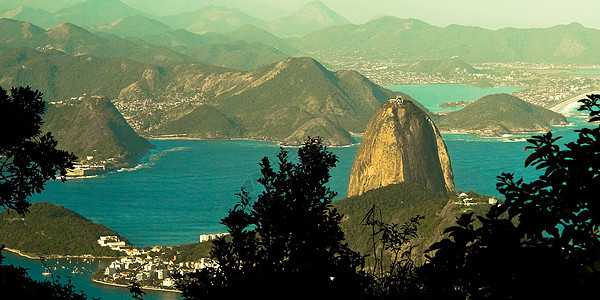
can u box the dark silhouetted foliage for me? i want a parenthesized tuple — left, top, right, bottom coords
(421, 94, 600, 299)
(0, 85, 76, 215)
(176, 137, 366, 299)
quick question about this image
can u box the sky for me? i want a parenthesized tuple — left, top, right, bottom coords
(261, 0, 600, 29)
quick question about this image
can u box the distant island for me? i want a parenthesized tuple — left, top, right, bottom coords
(436, 93, 568, 137)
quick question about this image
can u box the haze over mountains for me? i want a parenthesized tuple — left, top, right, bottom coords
(2, 0, 600, 65)
(2, 0, 598, 160)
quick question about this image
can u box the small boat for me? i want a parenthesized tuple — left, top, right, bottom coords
(71, 267, 79, 274)
(42, 268, 52, 276)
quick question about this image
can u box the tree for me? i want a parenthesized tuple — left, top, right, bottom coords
(176, 137, 365, 299)
(0, 86, 89, 299)
(421, 94, 600, 299)
(0, 86, 76, 215)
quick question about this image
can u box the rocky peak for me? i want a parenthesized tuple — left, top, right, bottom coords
(347, 97, 454, 197)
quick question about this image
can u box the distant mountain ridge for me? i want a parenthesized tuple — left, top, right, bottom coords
(266, 0, 350, 37)
(0, 18, 297, 69)
(294, 16, 600, 64)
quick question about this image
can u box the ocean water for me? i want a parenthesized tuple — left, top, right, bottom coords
(3, 84, 588, 300)
(388, 84, 522, 112)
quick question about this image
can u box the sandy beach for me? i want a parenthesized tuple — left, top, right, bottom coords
(549, 91, 600, 115)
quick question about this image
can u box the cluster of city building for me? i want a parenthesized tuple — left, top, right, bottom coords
(95, 234, 226, 291)
(98, 246, 216, 290)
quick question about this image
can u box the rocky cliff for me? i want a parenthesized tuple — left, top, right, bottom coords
(347, 98, 454, 196)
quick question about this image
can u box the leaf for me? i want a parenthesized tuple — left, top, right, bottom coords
(524, 152, 541, 167)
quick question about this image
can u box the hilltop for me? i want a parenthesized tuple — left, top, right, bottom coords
(436, 93, 568, 136)
(42, 95, 154, 168)
(266, 0, 350, 37)
(160, 5, 267, 34)
(0, 202, 126, 258)
(148, 57, 403, 145)
(348, 99, 454, 196)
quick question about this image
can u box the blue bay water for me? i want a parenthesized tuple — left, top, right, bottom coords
(4, 84, 588, 299)
(388, 84, 522, 112)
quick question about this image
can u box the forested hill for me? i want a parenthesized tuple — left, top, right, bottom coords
(334, 183, 492, 263)
(0, 202, 125, 258)
(43, 95, 154, 168)
(436, 93, 568, 136)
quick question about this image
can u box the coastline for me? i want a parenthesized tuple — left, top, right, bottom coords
(3, 247, 120, 260)
(548, 90, 600, 114)
(146, 135, 359, 148)
(92, 279, 182, 294)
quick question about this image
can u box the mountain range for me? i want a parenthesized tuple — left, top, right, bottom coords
(5, 0, 600, 64)
(0, 18, 294, 69)
(293, 16, 600, 64)
(0, 46, 403, 145)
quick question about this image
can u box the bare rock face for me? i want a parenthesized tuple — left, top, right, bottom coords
(347, 98, 455, 197)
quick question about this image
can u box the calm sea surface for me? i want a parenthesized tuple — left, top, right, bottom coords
(3, 84, 587, 299)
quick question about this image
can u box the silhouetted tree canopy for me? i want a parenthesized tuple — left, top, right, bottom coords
(421, 94, 600, 299)
(176, 137, 366, 299)
(0, 86, 76, 215)
(0, 86, 90, 299)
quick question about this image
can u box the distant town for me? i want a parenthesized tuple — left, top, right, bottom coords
(310, 51, 600, 109)
(93, 233, 228, 292)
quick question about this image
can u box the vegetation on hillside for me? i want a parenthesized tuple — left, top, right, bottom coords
(43, 96, 154, 167)
(0, 202, 125, 257)
(437, 93, 568, 136)
(0, 85, 76, 214)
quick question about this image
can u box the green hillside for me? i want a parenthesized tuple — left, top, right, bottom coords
(182, 40, 288, 70)
(204, 57, 401, 144)
(155, 104, 242, 139)
(293, 16, 600, 64)
(0, 48, 165, 101)
(0, 202, 125, 257)
(334, 183, 492, 263)
(405, 58, 482, 76)
(436, 93, 568, 136)
(0, 19, 193, 66)
(43, 96, 154, 167)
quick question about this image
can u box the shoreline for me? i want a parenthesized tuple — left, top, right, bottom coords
(146, 136, 359, 148)
(3, 247, 120, 260)
(92, 279, 182, 294)
(548, 90, 600, 114)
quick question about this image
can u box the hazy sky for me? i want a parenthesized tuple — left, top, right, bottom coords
(262, 0, 600, 29)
